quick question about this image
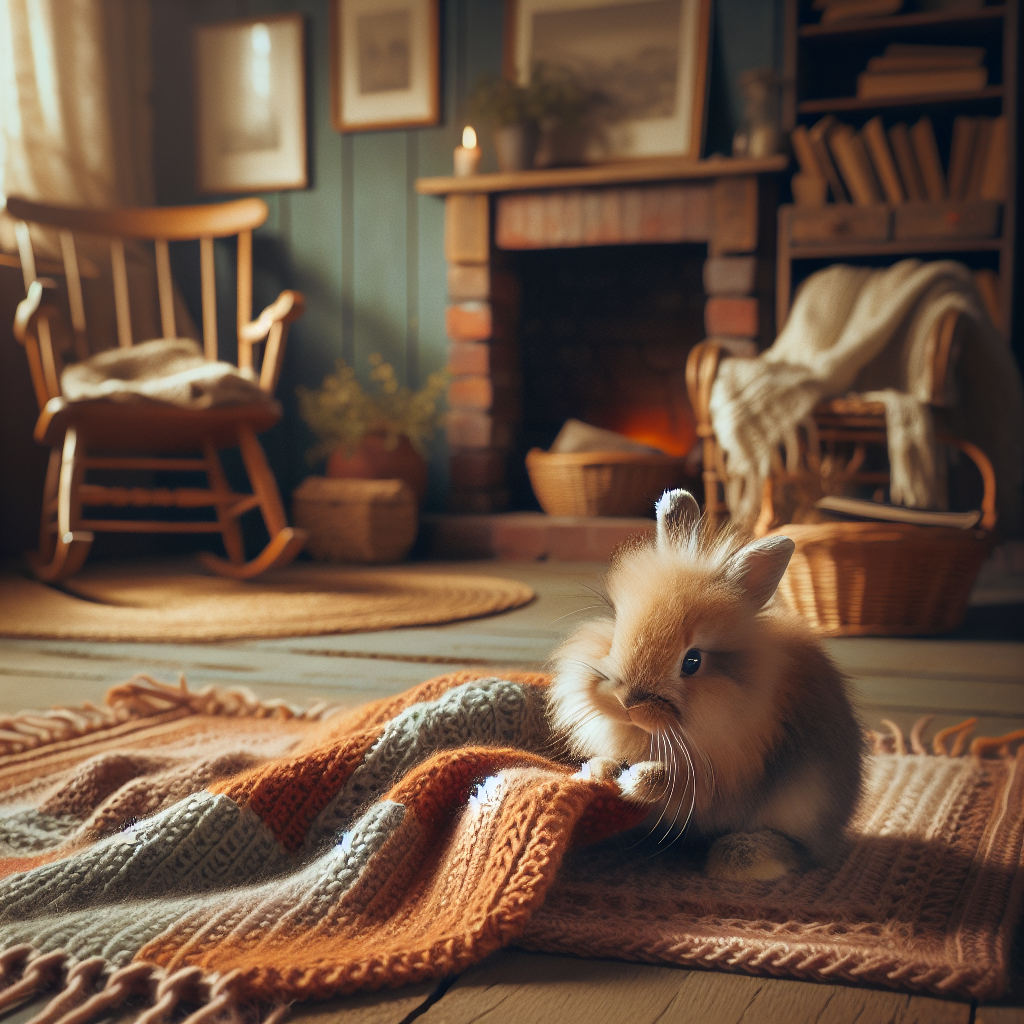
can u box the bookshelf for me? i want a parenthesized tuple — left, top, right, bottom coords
(779, 0, 1018, 338)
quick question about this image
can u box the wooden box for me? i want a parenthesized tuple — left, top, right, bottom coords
(292, 477, 418, 564)
(787, 205, 890, 244)
(893, 201, 1001, 241)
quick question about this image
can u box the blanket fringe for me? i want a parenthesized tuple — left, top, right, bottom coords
(0, 675, 343, 757)
(866, 715, 1024, 758)
(0, 949, 283, 1024)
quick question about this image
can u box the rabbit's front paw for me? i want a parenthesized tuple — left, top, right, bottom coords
(576, 756, 621, 782)
(617, 761, 669, 804)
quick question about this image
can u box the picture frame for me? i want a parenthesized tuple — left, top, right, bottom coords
(504, 0, 712, 163)
(194, 14, 307, 194)
(331, 0, 440, 133)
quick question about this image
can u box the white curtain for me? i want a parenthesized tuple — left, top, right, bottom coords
(0, 0, 154, 253)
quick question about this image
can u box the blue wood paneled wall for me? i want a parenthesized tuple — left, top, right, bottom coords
(150, 0, 778, 511)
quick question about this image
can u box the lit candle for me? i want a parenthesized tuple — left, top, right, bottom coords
(454, 126, 482, 177)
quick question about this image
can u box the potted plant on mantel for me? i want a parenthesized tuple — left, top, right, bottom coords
(297, 354, 447, 503)
(469, 64, 597, 172)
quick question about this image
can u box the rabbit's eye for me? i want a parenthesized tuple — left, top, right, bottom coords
(681, 649, 702, 676)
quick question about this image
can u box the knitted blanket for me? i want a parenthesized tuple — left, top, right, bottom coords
(1, 674, 1022, 1024)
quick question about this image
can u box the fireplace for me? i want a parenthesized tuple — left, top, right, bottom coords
(417, 156, 785, 543)
(502, 242, 707, 509)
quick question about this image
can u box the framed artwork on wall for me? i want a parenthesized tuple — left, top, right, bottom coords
(504, 0, 712, 163)
(194, 14, 307, 194)
(331, 0, 440, 133)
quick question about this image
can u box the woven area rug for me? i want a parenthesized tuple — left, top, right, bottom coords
(1, 674, 1022, 1024)
(0, 562, 535, 641)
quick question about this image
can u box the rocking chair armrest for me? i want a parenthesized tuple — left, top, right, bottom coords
(13, 278, 61, 344)
(238, 290, 305, 346)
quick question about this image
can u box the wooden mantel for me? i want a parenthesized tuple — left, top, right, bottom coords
(419, 155, 788, 514)
(415, 154, 789, 196)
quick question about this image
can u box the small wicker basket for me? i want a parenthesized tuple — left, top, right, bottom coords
(768, 435, 997, 636)
(292, 476, 417, 564)
(526, 448, 684, 517)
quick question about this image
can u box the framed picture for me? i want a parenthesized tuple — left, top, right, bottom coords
(194, 14, 307, 194)
(331, 0, 440, 133)
(504, 0, 712, 163)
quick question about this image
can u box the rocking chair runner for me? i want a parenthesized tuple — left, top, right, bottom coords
(8, 195, 308, 582)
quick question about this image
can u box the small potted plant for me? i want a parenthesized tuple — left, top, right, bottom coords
(297, 354, 447, 503)
(469, 73, 539, 172)
(529, 62, 596, 168)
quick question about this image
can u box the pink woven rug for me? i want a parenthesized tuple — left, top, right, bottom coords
(520, 722, 1024, 1001)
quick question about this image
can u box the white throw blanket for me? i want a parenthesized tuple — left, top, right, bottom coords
(709, 259, 1024, 535)
(61, 338, 272, 409)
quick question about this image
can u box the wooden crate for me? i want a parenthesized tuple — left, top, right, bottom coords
(893, 200, 1001, 241)
(292, 477, 418, 564)
(787, 204, 890, 244)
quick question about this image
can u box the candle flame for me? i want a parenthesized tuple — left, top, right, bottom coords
(462, 126, 477, 148)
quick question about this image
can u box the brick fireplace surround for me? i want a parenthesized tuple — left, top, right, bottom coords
(415, 155, 787, 559)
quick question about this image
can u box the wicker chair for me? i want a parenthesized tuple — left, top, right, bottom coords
(684, 314, 997, 635)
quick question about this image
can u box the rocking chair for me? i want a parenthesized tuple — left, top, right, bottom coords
(8, 196, 307, 582)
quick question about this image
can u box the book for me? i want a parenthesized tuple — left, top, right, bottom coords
(857, 67, 988, 99)
(818, 0, 902, 24)
(947, 116, 980, 200)
(815, 495, 982, 529)
(888, 122, 929, 200)
(978, 115, 1008, 201)
(808, 116, 849, 203)
(861, 117, 905, 204)
(888, 122, 926, 201)
(829, 123, 883, 205)
(868, 43, 985, 73)
(910, 117, 946, 200)
(964, 117, 992, 199)
(791, 125, 824, 179)
(867, 51, 985, 73)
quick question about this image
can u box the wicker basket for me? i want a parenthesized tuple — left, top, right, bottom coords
(767, 435, 996, 636)
(526, 448, 684, 517)
(292, 477, 417, 564)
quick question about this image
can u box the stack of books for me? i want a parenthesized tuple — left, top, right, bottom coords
(857, 43, 988, 100)
(791, 112, 1008, 205)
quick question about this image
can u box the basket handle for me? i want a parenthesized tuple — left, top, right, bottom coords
(936, 433, 997, 531)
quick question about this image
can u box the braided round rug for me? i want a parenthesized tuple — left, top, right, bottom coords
(0, 561, 535, 641)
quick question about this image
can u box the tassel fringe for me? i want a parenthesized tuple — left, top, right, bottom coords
(0, 949, 287, 1024)
(0, 675, 344, 757)
(866, 715, 1024, 758)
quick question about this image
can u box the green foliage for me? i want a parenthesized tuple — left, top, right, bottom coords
(469, 63, 595, 129)
(297, 354, 448, 463)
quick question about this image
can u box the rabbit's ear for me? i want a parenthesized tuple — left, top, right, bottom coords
(655, 489, 700, 551)
(723, 535, 795, 609)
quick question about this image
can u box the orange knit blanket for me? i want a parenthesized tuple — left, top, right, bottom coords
(1, 673, 1022, 1024)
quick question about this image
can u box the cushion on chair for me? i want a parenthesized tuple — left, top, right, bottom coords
(61, 338, 272, 410)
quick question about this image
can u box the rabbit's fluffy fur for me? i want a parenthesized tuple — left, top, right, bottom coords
(548, 490, 864, 881)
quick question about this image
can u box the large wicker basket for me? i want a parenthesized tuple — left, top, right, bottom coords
(526, 448, 684, 517)
(768, 435, 996, 636)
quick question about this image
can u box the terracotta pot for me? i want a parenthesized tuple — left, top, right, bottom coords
(325, 433, 428, 504)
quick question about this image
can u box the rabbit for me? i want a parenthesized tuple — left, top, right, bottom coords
(548, 488, 864, 882)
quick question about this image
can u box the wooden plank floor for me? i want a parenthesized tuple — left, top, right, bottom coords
(1, 557, 1022, 1024)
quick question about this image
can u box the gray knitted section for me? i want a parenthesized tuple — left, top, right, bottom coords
(0, 810, 81, 855)
(306, 677, 550, 849)
(0, 801, 405, 965)
(0, 794, 288, 921)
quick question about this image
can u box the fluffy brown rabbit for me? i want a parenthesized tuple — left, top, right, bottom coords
(548, 488, 864, 881)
